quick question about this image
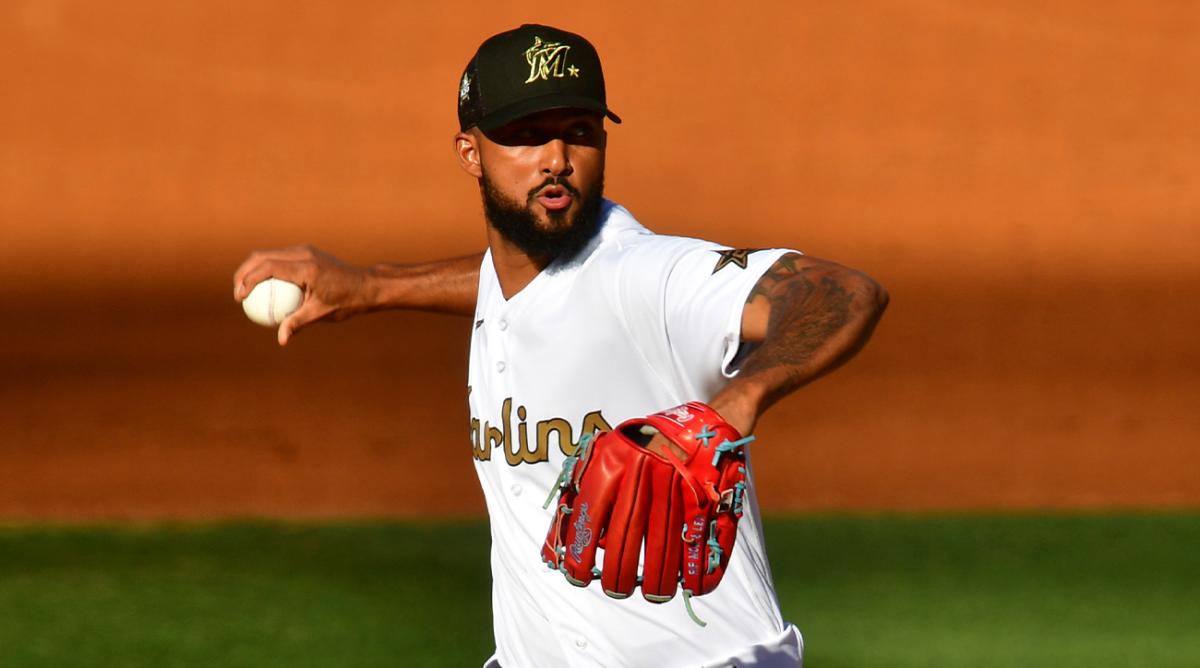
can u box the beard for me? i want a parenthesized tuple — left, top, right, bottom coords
(480, 171, 605, 263)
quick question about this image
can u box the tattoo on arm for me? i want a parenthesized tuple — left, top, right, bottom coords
(736, 253, 885, 410)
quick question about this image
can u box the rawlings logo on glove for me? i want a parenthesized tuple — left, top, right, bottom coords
(541, 402, 753, 625)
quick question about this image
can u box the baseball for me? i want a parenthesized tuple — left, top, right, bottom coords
(242, 278, 303, 327)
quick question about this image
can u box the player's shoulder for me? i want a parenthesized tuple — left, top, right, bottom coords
(586, 200, 802, 282)
(591, 201, 725, 266)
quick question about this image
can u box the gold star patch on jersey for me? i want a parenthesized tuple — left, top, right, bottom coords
(711, 248, 763, 274)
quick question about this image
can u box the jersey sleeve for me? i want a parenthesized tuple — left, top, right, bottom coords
(611, 236, 799, 401)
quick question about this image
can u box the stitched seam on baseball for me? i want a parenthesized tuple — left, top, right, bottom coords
(267, 280, 277, 326)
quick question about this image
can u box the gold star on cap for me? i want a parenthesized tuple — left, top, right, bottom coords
(567, 65, 580, 77)
(712, 248, 763, 273)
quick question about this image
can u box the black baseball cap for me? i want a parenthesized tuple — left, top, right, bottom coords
(457, 24, 622, 132)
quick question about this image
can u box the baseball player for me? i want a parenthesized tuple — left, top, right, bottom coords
(234, 24, 887, 668)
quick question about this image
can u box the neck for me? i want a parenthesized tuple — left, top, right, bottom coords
(486, 226, 554, 299)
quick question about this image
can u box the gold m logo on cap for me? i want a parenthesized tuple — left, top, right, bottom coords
(524, 36, 579, 83)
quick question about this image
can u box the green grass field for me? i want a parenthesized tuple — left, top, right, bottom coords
(1, 514, 1197, 667)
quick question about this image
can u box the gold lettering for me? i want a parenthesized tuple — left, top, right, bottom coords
(485, 421, 502, 461)
(516, 405, 530, 457)
(563, 410, 612, 456)
(504, 398, 546, 465)
(538, 418, 574, 457)
(500, 397, 512, 462)
(470, 417, 482, 460)
(580, 410, 612, 436)
(524, 37, 572, 84)
(476, 401, 612, 466)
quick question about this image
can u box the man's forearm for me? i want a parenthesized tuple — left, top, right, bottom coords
(234, 246, 485, 345)
(710, 254, 889, 434)
(366, 252, 484, 317)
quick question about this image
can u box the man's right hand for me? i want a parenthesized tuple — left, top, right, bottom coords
(233, 245, 373, 346)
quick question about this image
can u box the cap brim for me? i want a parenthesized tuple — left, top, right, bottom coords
(475, 94, 621, 133)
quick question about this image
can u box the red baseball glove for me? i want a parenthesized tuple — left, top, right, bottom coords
(541, 402, 753, 625)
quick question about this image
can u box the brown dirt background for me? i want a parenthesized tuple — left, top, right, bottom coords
(1, 1, 1197, 519)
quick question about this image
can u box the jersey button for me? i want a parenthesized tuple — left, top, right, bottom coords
(575, 637, 588, 650)
(498, 319, 508, 331)
(510, 484, 522, 496)
(496, 361, 506, 373)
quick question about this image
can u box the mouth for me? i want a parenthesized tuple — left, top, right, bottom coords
(535, 184, 574, 211)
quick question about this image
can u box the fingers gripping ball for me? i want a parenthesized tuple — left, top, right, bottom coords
(241, 278, 303, 327)
(541, 402, 753, 625)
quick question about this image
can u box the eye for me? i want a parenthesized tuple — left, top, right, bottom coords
(565, 123, 601, 145)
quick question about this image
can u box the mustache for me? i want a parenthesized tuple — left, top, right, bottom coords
(528, 177, 581, 200)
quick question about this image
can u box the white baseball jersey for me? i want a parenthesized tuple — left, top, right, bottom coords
(468, 200, 804, 668)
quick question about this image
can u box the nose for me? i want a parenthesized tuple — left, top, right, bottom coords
(540, 139, 573, 178)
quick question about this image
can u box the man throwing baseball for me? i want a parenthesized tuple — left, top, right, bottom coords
(234, 24, 887, 668)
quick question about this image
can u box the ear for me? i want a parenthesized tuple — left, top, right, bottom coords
(455, 131, 483, 178)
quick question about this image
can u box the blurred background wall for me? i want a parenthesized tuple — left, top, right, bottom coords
(2, 0, 1196, 518)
